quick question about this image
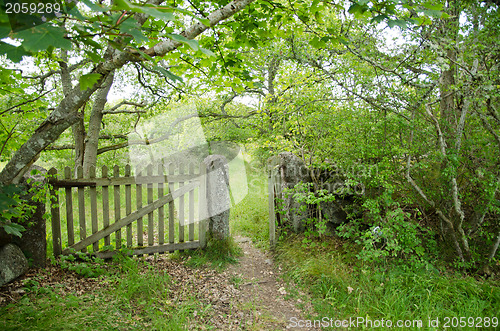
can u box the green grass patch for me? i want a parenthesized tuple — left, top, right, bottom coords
(0, 255, 207, 330)
(276, 235, 500, 329)
(174, 236, 242, 271)
(230, 162, 269, 248)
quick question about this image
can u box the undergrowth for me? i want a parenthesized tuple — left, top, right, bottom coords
(0, 253, 207, 330)
(174, 235, 242, 271)
(276, 235, 500, 329)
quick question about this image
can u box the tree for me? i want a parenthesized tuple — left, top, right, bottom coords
(0, 0, 256, 185)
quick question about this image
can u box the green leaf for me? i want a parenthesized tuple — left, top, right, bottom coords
(372, 15, 388, 24)
(153, 65, 183, 82)
(199, 47, 215, 57)
(0, 42, 31, 62)
(387, 19, 409, 29)
(167, 33, 199, 51)
(309, 36, 326, 49)
(119, 18, 148, 43)
(15, 24, 72, 52)
(79, 73, 102, 91)
(81, 0, 110, 12)
(3, 223, 25, 238)
(423, 2, 443, 11)
(421, 9, 443, 18)
(84, 50, 102, 63)
(197, 18, 210, 27)
(113, 0, 175, 21)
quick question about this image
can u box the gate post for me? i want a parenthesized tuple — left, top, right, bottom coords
(203, 155, 230, 241)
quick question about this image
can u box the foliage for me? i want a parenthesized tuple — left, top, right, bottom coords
(54, 252, 108, 278)
(276, 235, 500, 327)
(0, 184, 26, 237)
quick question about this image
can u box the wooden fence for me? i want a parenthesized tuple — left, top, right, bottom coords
(48, 162, 207, 258)
(268, 165, 281, 247)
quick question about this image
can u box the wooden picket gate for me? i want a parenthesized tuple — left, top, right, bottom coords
(48, 162, 207, 258)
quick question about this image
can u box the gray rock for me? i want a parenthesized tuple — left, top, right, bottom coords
(203, 155, 230, 240)
(268, 152, 311, 232)
(0, 243, 29, 286)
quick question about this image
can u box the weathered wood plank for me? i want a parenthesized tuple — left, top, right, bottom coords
(93, 241, 200, 259)
(77, 166, 86, 253)
(168, 163, 175, 244)
(62, 181, 198, 254)
(49, 168, 62, 256)
(89, 166, 99, 252)
(268, 173, 276, 247)
(199, 162, 207, 248)
(113, 165, 121, 249)
(102, 166, 110, 246)
(147, 164, 154, 247)
(64, 167, 74, 247)
(189, 163, 195, 242)
(179, 163, 185, 246)
(157, 163, 165, 245)
(50, 174, 200, 187)
(136, 167, 143, 246)
(125, 165, 132, 247)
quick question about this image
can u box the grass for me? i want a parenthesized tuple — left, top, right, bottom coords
(174, 235, 242, 271)
(229, 162, 270, 249)
(275, 235, 500, 329)
(0, 255, 206, 330)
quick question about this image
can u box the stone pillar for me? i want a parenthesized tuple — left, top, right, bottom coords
(203, 155, 230, 240)
(268, 152, 311, 233)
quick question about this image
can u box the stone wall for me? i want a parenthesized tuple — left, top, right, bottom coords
(269, 153, 361, 233)
(268, 152, 311, 232)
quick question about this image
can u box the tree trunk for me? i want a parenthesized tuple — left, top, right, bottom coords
(83, 71, 115, 176)
(72, 116, 86, 170)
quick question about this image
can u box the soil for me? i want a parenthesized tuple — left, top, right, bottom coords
(222, 236, 320, 330)
(0, 236, 319, 330)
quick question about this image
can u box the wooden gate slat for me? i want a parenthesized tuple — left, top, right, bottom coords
(199, 162, 207, 248)
(268, 171, 276, 247)
(64, 167, 74, 247)
(62, 181, 198, 254)
(113, 165, 121, 249)
(136, 167, 143, 246)
(102, 166, 110, 246)
(158, 163, 165, 245)
(188, 163, 195, 242)
(179, 163, 185, 245)
(89, 166, 99, 252)
(77, 166, 87, 253)
(168, 163, 175, 244)
(49, 168, 62, 256)
(147, 164, 154, 247)
(50, 174, 199, 186)
(125, 165, 132, 247)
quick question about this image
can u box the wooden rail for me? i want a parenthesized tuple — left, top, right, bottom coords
(48, 162, 207, 257)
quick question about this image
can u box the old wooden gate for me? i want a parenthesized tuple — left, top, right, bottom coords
(48, 162, 207, 258)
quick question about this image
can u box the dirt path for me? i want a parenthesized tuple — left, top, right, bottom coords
(221, 236, 319, 330)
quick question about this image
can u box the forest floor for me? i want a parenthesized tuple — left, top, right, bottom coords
(0, 236, 319, 330)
